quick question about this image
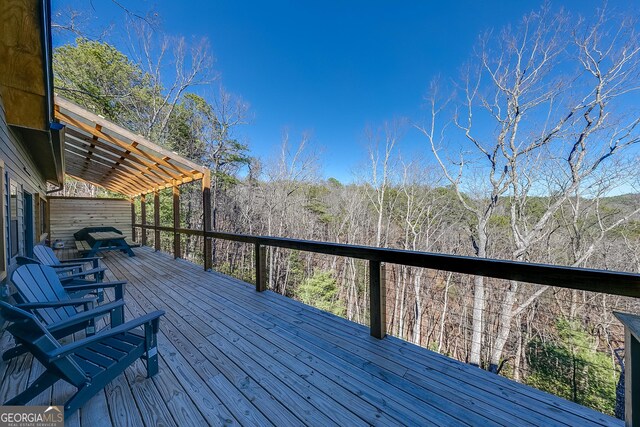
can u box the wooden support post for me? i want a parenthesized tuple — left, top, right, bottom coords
(254, 243, 267, 292)
(140, 195, 147, 247)
(202, 171, 213, 271)
(369, 260, 387, 339)
(615, 312, 640, 426)
(130, 198, 136, 243)
(173, 183, 180, 259)
(154, 190, 160, 251)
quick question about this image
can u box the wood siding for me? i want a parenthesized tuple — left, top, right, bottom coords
(0, 94, 48, 277)
(48, 197, 132, 246)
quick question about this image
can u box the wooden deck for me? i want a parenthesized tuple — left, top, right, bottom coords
(1, 247, 622, 426)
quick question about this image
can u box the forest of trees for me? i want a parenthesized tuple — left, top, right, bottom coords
(51, 5, 640, 416)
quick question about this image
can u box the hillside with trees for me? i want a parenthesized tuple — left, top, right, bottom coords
(51, 4, 640, 416)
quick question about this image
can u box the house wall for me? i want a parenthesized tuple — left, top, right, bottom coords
(48, 197, 133, 247)
(0, 93, 49, 287)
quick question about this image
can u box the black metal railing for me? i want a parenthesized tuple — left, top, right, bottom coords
(132, 222, 640, 421)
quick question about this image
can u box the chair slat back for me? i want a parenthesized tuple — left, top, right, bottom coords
(33, 245, 61, 266)
(11, 265, 79, 325)
(0, 301, 86, 386)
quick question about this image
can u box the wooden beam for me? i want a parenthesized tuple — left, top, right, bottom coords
(80, 125, 101, 173)
(202, 171, 212, 271)
(132, 173, 204, 196)
(141, 195, 147, 247)
(369, 261, 387, 339)
(173, 182, 180, 259)
(154, 190, 160, 251)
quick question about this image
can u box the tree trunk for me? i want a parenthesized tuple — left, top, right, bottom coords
(413, 270, 423, 345)
(470, 275, 485, 367)
(489, 280, 519, 372)
(437, 273, 452, 353)
(470, 224, 488, 367)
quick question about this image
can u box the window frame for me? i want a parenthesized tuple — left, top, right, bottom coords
(0, 160, 6, 281)
(39, 195, 47, 238)
(8, 179, 18, 258)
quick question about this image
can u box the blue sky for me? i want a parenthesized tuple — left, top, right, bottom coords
(52, 0, 638, 183)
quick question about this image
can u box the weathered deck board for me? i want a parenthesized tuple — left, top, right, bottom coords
(0, 246, 624, 426)
(122, 261, 401, 426)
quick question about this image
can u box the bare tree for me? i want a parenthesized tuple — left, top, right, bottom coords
(420, 6, 640, 370)
(259, 131, 320, 292)
(362, 119, 406, 247)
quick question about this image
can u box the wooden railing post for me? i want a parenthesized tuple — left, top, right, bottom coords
(614, 312, 640, 426)
(369, 260, 387, 339)
(140, 195, 147, 247)
(255, 243, 267, 292)
(202, 171, 213, 271)
(153, 190, 160, 251)
(173, 183, 180, 259)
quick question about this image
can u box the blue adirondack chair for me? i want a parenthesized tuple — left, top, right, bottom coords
(33, 244, 104, 280)
(16, 255, 107, 301)
(2, 264, 127, 361)
(0, 301, 164, 418)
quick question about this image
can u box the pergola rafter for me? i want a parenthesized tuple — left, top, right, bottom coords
(63, 149, 155, 194)
(54, 95, 208, 196)
(54, 95, 213, 270)
(64, 129, 177, 183)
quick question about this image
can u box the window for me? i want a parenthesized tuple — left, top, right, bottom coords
(9, 182, 18, 257)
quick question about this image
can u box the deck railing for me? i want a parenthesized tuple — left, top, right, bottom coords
(133, 222, 640, 423)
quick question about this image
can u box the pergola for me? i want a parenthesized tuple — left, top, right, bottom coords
(53, 95, 213, 270)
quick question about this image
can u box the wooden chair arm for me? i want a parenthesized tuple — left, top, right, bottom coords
(62, 257, 103, 263)
(48, 310, 165, 361)
(59, 267, 106, 281)
(54, 266, 82, 274)
(64, 281, 126, 300)
(61, 257, 102, 269)
(47, 300, 125, 334)
(16, 297, 98, 310)
(16, 256, 40, 265)
(52, 262, 85, 268)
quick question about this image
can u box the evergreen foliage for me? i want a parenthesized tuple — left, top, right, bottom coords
(526, 319, 619, 415)
(296, 271, 345, 316)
